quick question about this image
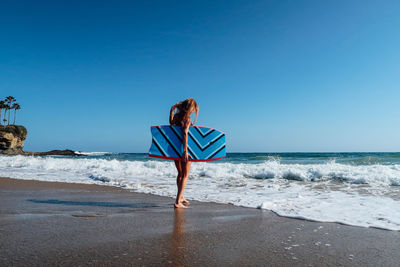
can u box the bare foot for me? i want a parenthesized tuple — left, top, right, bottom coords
(174, 203, 188, 209)
(180, 198, 190, 204)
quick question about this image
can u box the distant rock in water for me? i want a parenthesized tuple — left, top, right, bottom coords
(0, 125, 81, 156)
(30, 149, 80, 156)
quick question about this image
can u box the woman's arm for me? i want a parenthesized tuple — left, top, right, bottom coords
(169, 104, 177, 125)
(181, 117, 190, 162)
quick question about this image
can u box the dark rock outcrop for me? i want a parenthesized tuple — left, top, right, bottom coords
(0, 125, 81, 156)
(29, 149, 80, 156)
(0, 125, 27, 155)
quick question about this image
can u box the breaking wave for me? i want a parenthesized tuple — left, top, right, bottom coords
(1, 155, 400, 230)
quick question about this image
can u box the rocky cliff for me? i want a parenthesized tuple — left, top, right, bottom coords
(0, 125, 27, 155)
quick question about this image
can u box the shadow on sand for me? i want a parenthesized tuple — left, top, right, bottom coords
(27, 199, 161, 208)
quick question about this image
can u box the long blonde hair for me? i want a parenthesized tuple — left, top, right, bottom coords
(169, 98, 199, 126)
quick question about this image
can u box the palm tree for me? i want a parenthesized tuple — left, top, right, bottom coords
(3, 104, 10, 125)
(5, 96, 16, 125)
(0, 101, 5, 125)
(12, 103, 21, 125)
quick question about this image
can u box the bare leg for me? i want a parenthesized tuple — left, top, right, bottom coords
(175, 161, 191, 208)
(180, 161, 191, 204)
(174, 160, 182, 187)
(174, 160, 189, 203)
(174, 161, 187, 208)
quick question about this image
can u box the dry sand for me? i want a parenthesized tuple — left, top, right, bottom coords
(1, 177, 399, 266)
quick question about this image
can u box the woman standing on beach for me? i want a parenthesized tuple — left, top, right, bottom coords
(169, 98, 199, 209)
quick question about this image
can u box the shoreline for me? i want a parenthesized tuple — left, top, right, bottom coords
(2, 153, 399, 232)
(1, 177, 400, 266)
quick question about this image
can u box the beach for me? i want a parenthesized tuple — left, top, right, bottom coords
(1, 177, 399, 266)
(3, 0, 400, 265)
(2, 153, 400, 231)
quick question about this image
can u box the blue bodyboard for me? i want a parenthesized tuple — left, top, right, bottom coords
(149, 125, 226, 162)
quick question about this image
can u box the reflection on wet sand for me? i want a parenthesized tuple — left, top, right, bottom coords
(166, 208, 187, 265)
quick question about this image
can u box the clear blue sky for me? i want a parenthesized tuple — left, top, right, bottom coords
(1, 0, 399, 152)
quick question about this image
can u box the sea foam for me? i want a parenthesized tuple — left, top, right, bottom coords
(1, 155, 399, 230)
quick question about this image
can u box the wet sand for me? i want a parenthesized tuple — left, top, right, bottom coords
(1, 177, 399, 266)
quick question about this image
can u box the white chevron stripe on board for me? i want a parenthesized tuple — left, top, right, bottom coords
(206, 144, 225, 159)
(193, 126, 214, 137)
(188, 132, 224, 151)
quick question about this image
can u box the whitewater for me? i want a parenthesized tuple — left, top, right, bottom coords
(1, 153, 400, 231)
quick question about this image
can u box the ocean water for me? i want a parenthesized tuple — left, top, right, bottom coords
(1, 152, 400, 230)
